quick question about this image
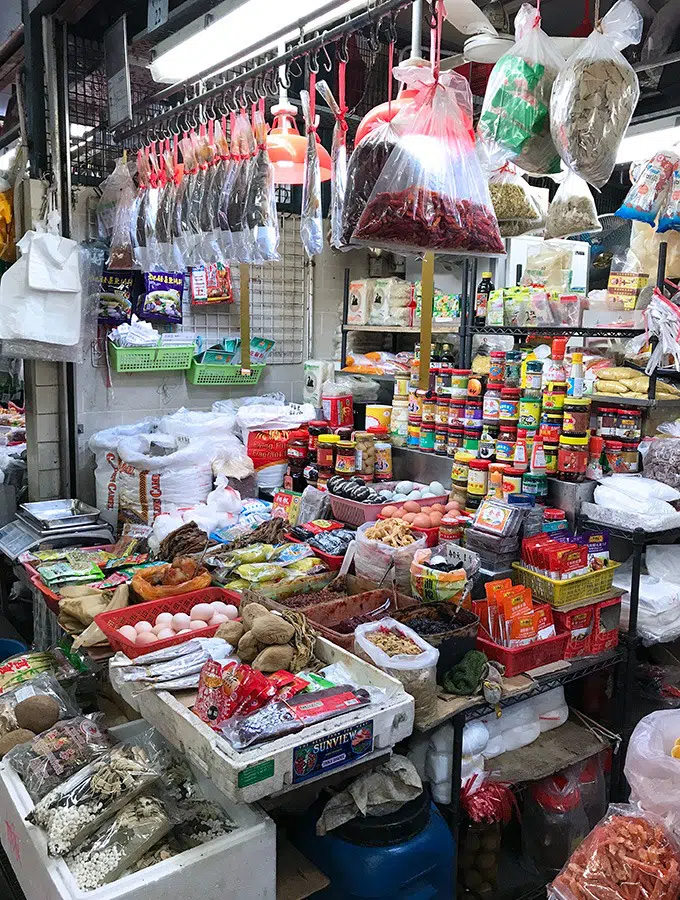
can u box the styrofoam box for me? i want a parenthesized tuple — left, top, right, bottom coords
(0, 720, 276, 900)
(111, 636, 415, 804)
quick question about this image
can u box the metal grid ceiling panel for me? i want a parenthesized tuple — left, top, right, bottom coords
(181, 215, 306, 365)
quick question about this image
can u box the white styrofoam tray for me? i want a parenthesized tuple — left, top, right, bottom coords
(111, 636, 415, 804)
(0, 720, 276, 900)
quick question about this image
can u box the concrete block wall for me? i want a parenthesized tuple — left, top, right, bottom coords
(25, 360, 64, 500)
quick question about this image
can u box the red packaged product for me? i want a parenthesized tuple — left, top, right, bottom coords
(352, 66, 503, 256)
(267, 670, 310, 700)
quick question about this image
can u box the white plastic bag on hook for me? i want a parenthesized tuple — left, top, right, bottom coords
(300, 89, 323, 258)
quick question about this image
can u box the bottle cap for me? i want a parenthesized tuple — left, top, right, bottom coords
(551, 337, 568, 360)
(481, 271, 492, 278)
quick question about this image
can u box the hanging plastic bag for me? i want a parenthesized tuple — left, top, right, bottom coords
(174, 132, 198, 267)
(246, 102, 280, 261)
(209, 118, 231, 258)
(488, 162, 543, 237)
(131, 149, 150, 271)
(616, 151, 678, 225)
(316, 79, 348, 250)
(196, 120, 221, 264)
(144, 145, 162, 272)
(353, 68, 504, 255)
(186, 129, 209, 265)
(227, 110, 257, 263)
(216, 118, 237, 260)
(101, 157, 135, 270)
(477, 3, 564, 175)
(155, 141, 178, 271)
(545, 169, 602, 238)
(550, 0, 643, 188)
(658, 159, 680, 234)
(300, 89, 323, 258)
(342, 121, 397, 248)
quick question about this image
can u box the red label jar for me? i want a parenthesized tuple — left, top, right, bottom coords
(557, 435, 588, 481)
(562, 398, 591, 435)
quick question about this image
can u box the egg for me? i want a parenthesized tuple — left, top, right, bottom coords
(392, 494, 408, 503)
(118, 625, 137, 643)
(381, 505, 398, 518)
(224, 605, 239, 620)
(413, 513, 432, 529)
(156, 628, 176, 640)
(404, 500, 421, 513)
(189, 620, 208, 631)
(154, 612, 173, 627)
(446, 501, 460, 511)
(396, 480, 414, 495)
(402, 512, 417, 523)
(190, 603, 214, 622)
(431, 503, 446, 513)
(136, 632, 158, 646)
(178, 629, 192, 634)
(408, 490, 422, 500)
(429, 481, 446, 496)
(151, 624, 168, 635)
(379, 490, 393, 499)
(429, 511, 443, 526)
(421, 491, 434, 499)
(209, 613, 228, 627)
(210, 601, 230, 617)
(171, 612, 191, 631)
(134, 621, 153, 634)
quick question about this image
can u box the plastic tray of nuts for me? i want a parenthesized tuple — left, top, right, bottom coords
(110, 636, 415, 805)
(0, 719, 276, 900)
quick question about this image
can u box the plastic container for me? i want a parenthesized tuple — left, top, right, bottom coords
(0, 719, 276, 900)
(111, 636, 415, 803)
(109, 343, 195, 373)
(562, 398, 591, 434)
(95, 588, 240, 658)
(557, 434, 588, 481)
(302, 588, 415, 651)
(512, 561, 620, 608)
(522, 776, 590, 874)
(477, 630, 569, 677)
(0, 638, 27, 661)
(186, 361, 265, 385)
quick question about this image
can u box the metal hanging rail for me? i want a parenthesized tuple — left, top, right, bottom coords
(114, 0, 413, 141)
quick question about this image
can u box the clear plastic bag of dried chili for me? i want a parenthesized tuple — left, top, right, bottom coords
(548, 804, 680, 900)
(352, 68, 504, 256)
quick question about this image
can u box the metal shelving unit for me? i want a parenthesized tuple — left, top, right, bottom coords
(470, 325, 645, 339)
(342, 324, 460, 333)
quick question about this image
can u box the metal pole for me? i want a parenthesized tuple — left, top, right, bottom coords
(418, 252, 435, 391)
(240, 264, 251, 372)
(450, 713, 464, 896)
(411, 0, 423, 56)
(648, 241, 667, 400)
(341, 267, 350, 369)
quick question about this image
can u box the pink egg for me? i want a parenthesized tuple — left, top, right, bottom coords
(189, 620, 208, 631)
(224, 604, 239, 620)
(171, 612, 191, 631)
(134, 621, 153, 634)
(210, 601, 230, 616)
(190, 603, 214, 622)
(151, 624, 167, 636)
(155, 612, 173, 627)
(118, 625, 137, 643)
(136, 632, 158, 646)
(208, 613, 228, 627)
(156, 628, 176, 640)
(178, 628, 192, 634)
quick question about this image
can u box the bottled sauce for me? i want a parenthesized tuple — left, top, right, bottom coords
(488, 351, 506, 387)
(479, 423, 496, 460)
(334, 440, 357, 476)
(530, 437, 547, 475)
(542, 338, 568, 388)
(441, 342, 455, 366)
(586, 435, 604, 481)
(429, 343, 441, 392)
(475, 271, 494, 325)
(567, 351, 584, 398)
(557, 434, 589, 481)
(307, 420, 331, 460)
(284, 430, 309, 492)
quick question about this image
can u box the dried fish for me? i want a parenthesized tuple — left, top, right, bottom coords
(300, 89, 323, 257)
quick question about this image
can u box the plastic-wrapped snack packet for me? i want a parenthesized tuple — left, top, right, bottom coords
(29, 733, 164, 857)
(617, 151, 678, 225)
(658, 160, 680, 234)
(300, 89, 323, 258)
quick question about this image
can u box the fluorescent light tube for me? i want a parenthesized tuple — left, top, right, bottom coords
(616, 117, 680, 164)
(151, 0, 367, 84)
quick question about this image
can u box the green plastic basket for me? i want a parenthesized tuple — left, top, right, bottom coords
(186, 360, 265, 386)
(109, 342, 194, 373)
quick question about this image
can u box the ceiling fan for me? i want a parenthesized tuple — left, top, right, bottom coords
(440, 0, 586, 69)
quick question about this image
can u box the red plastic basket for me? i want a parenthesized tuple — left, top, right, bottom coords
(30, 575, 61, 614)
(476, 630, 569, 678)
(329, 481, 448, 527)
(284, 534, 345, 570)
(95, 587, 240, 658)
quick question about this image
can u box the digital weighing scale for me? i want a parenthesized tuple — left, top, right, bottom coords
(0, 517, 114, 561)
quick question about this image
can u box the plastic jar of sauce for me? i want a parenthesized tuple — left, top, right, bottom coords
(464, 426, 482, 455)
(419, 422, 435, 453)
(596, 407, 618, 438)
(435, 395, 450, 426)
(562, 398, 591, 435)
(421, 393, 436, 424)
(557, 435, 589, 481)
(450, 369, 471, 399)
(452, 450, 474, 486)
(284, 430, 309, 492)
(434, 426, 449, 456)
(439, 514, 464, 543)
(524, 360, 544, 397)
(496, 425, 517, 462)
(447, 426, 464, 456)
(448, 398, 466, 426)
(409, 390, 425, 421)
(407, 418, 421, 448)
(618, 409, 642, 441)
(542, 508, 569, 532)
(307, 420, 330, 459)
(499, 388, 520, 423)
(504, 351, 521, 388)
(335, 440, 357, 476)
(374, 440, 393, 480)
(604, 439, 625, 473)
(544, 443, 559, 475)
(316, 434, 340, 470)
(523, 472, 548, 503)
(543, 382, 568, 411)
(489, 462, 506, 499)
(540, 412, 563, 444)
(465, 399, 483, 427)
(488, 351, 506, 387)
(467, 459, 490, 496)
(519, 396, 541, 428)
(502, 466, 523, 500)
(621, 440, 639, 473)
(483, 387, 501, 422)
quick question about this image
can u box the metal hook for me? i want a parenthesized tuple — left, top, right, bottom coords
(288, 57, 303, 78)
(367, 16, 381, 51)
(254, 75, 266, 99)
(337, 34, 350, 63)
(320, 42, 333, 73)
(385, 11, 398, 44)
(279, 64, 291, 90)
(308, 48, 320, 74)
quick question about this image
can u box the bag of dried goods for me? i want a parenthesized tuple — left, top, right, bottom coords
(355, 520, 427, 594)
(353, 66, 503, 254)
(227, 110, 258, 264)
(625, 710, 680, 832)
(316, 79, 348, 251)
(545, 170, 601, 239)
(617, 151, 678, 225)
(354, 618, 438, 723)
(6, 715, 114, 802)
(247, 104, 280, 261)
(67, 794, 170, 890)
(300, 89, 323, 258)
(477, 3, 564, 176)
(29, 735, 163, 856)
(549, 805, 680, 900)
(488, 163, 543, 237)
(550, 0, 643, 188)
(657, 160, 680, 233)
(342, 123, 397, 248)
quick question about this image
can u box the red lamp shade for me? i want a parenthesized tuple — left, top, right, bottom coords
(266, 103, 332, 185)
(354, 87, 420, 146)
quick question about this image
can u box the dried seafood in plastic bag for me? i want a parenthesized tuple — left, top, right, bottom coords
(100, 157, 136, 270)
(316, 79, 348, 250)
(478, 3, 564, 175)
(488, 162, 542, 237)
(227, 111, 257, 263)
(550, 0, 643, 188)
(246, 103, 280, 261)
(300, 89, 323, 258)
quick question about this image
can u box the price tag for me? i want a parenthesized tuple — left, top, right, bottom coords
(148, 0, 168, 32)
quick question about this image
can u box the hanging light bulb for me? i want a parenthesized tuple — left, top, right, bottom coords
(266, 44, 331, 185)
